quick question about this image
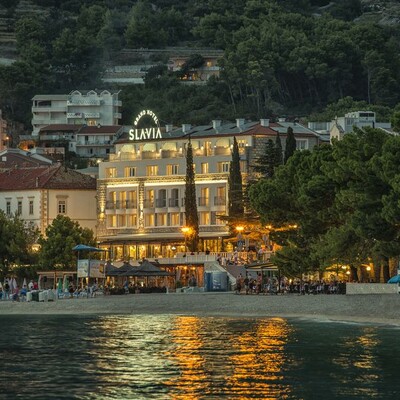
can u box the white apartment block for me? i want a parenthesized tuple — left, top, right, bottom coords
(31, 90, 122, 136)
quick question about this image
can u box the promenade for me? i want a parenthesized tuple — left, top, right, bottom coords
(1, 292, 399, 325)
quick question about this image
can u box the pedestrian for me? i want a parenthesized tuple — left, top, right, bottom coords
(244, 274, 250, 295)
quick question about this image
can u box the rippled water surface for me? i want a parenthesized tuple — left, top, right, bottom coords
(0, 315, 399, 399)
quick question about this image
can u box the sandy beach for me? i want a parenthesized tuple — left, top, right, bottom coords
(1, 292, 399, 325)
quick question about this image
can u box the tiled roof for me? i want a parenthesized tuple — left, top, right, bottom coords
(0, 151, 52, 170)
(78, 125, 123, 134)
(39, 124, 82, 133)
(0, 165, 96, 191)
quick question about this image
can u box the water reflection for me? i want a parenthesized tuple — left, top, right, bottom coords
(165, 317, 293, 399)
(0, 316, 399, 399)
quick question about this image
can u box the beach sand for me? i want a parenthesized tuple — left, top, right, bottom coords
(1, 292, 399, 325)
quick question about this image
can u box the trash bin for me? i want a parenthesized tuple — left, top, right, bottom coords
(26, 292, 33, 302)
(31, 291, 39, 302)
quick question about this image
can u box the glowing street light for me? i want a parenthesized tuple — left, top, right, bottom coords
(181, 226, 192, 253)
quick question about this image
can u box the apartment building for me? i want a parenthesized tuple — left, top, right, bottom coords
(31, 90, 122, 136)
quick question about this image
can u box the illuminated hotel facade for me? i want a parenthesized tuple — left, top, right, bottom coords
(97, 112, 321, 261)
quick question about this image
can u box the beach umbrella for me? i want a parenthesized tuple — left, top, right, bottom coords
(12, 278, 17, 293)
(57, 278, 63, 293)
(8, 278, 14, 293)
(22, 278, 27, 288)
(63, 275, 69, 292)
(387, 275, 400, 284)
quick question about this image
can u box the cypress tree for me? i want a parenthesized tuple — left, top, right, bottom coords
(184, 137, 199, 252)
(275, 131, 283, 166)
(228, 137, 244, 218)
(284, 126, 296, 164)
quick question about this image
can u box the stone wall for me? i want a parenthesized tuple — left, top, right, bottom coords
(346, 283, 399, 295)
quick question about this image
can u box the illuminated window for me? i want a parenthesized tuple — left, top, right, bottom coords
(145, 214, 155, 226)
(239, 160, 247, 172)
(157, 213, 167, 226)
(58, 200, 66, 214)
(218, 162, 230, 173)
(201, 163, 209, 174)
(170, 212, 180, 225)
(146, 165, 158, 176)
(199, 212, 210, 225)
(237, 139, 247, 148)
(127, 214, 137, 227)
(106, 167, 117, 178)
(166, 164, 179, 175)
(124, 167, 136, 177)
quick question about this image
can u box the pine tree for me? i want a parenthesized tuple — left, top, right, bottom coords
(228, 137, 244, 218)
(284, 126, 296, 164)
(275, 131, 283, 165)
(184, 137, 199, 252)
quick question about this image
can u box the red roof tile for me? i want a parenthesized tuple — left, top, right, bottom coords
(0, 165, 96, 191)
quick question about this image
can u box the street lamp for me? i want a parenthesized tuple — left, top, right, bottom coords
(235, 225, 244, 252)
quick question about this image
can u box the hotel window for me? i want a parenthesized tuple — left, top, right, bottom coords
(296, 139, 308, 150)
(118, 215, 126, 227)
(218, 162, 230, 173)
(145, 214, 155, 227)
(201, 163, 209, 174)
(106, 167, 117, 178)
(146, 165, 158, 176)
(6, 200, 11, 215)
(166, 164, 179, 175)
(108, 215, 117, 227)
(127, 214, 137, 227)
(237, 139, 247, 148)
(29, 200, 34, 215)
(124, 167, 136, 177)
(199, 212, 210, 225)
(58, 200, 66, 214)
(170, 212, 180, 225)
(157, 213, 167, 226)
(17, 200, 22, 215)
(240, 160, 247, 173)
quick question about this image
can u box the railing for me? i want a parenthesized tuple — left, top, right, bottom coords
(214, 196, 226, 206)
(126, 200, 137, 209)
(155, 198, 167, 208)
(106, 201, 116, 210)
(198, 197, 209, 207)
(106, 200, 137, 210)
(143, 199, 154, 208)
(169, 198, 180, 207)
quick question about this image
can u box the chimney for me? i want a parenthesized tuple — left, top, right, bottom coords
(165, 124, 173, 133)
(212, 119, 222, 129)
(35, 177, 39, 187)
(182, 124, 191, 133)
(236, 118, 245, 128)
(260, 119, 270, 127)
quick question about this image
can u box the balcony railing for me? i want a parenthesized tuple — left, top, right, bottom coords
(155, 198, 167, 208)
(214, 196, 226, 206)
(143, 199, 154, 208)
(198, 197, 209, 207)
(126, 200, 137, 209)
(106, 200, 137, 210)
(169, 198, 180, 207)
(106, 200, 116, 210)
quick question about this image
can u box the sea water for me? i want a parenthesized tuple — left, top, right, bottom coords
(0, 315, 399, 399)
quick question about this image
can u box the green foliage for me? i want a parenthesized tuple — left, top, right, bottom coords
(0, 211, 39, 279)
(253, 139, 277, 178)
(38, 215, 96, 270)
(184, 139, 199, 251)
(228, 137, 244, 218)
(284, 126, 296, 163)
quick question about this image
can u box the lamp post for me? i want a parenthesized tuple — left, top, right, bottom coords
(236, 225, 244, 252)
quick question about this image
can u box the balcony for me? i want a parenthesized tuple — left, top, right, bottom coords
(67, 100, 101, 106)
(143, 199, 154, 208)
(84, 112, 100, 118)
(114, 112, 122, 119)
(106, 201, 116, 210)
(67, 112, 83, 118)
(126, 200, 137, 209)
(155, 198, 167, 208)
(168, 198, 180, 208)
(214, 196, 226, 206)
(198, 197, 209, 207)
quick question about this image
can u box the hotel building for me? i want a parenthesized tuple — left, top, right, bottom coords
(97, 114, 321, 261)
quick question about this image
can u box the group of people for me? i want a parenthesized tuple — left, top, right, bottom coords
(0, 279, 39, 301)
(235, 273, 346, 295)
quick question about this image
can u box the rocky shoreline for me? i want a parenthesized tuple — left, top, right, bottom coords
(1, 292, 399, 325)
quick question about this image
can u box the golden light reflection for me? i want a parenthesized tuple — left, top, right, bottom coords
(165, 317, 293, 399)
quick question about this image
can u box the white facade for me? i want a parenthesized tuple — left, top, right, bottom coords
(0, 188, 97, 235)
(32, 90, 122, 136)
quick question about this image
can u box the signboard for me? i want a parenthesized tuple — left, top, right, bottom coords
(89, 260, 106, 278)
(77, 259, 89, 278)
(129, 109, 162, 141)
(77, 259, 105, 278)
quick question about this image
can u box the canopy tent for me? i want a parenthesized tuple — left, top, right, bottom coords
(105, 261, 119, 275)
(132, 260, 173, 277)
(73, 244, 104, 252)
(106, 262, 137, 277)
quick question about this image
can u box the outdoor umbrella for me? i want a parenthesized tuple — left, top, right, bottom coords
(387, 275, 400, 283)
(105, 261, 119, 276)
(63, 275, 69, 292)
(72, 244, 103, 252)
(116, 262, 137, 276)
(133, 260, 172, 277)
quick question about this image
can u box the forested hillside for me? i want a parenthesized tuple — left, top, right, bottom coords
(0, 0, 400, 132)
